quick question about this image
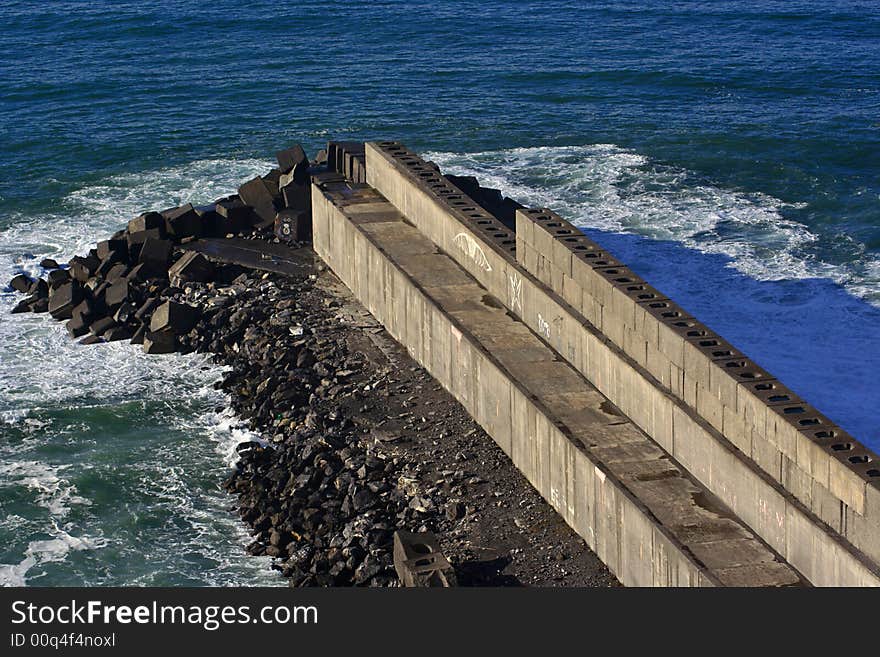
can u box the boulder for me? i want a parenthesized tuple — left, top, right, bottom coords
(39, 258, 59, 269)
(130, 324, 146, 345)
(27, 278, 49, 298)
(281, 180, 310, 212)
(149, 300, 200, 335)
(11, 299, 31, 314)
(79, 335, 105, 345)
(71, 298, 95, 321)
(104, 326, 132, 342)
(10, 273, 34, 293)
(96, 239, 127, 262)
(215, 199, 254, 234)
(276, 144, 309, 176)
(103, 280, 131, 308)
(48, 281, 83, 319)
(113, 302, 138, 324)
(69, 255, 100, 283)
(238, 177, 279, 225)
(168, 251, 215, 285)
(128, 211, 165, 234)
(137, 237, 172, 276)
(134, 297, 160, 322)
(30, 297, 49, 313)
(163, 204, 202, 240)
(105, 263, 128, 283)
(47, 269, 71, 288)
(262, 169, 282, 197)
(143, 330, 176, 354)
(66, 315, 89, 338)
(89, 315, 116, 336)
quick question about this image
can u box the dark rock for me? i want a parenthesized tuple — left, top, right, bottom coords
(97, 239, 127, 262)
(79, 334, 105, 345)
(163, 204, 202, 240)
(47, 269, 71, 289)
(30, 297, 49, 313)
(134, 297, 159, 322)
(48, 280, 83, 319)
(28, 278, 49, 298)
(127, 228, 164, 261)
(238, 177, 279, 224)
(276, 144, 309, 176)
(168, 252, 215, 285)
(39, 258, 59, 269)
(281, 181, 310, 212)
(128, 211, 165, 234)
(89, 316, 116, 336)
(149, 300, 200, 335)
(137, 238, 172, 275)
(105, 263, 129, 283)
(103, 280, 131, 308)
(113, 302, 138, 324)
(143, 330, 176, 354)
(69, 255, 100, 283)
(10, 273, 34, 293)
(215, 199, 255, 234)
(66, 315, 89, 338)
(104, 326, 132, 341)
(11, 299, 31, 314)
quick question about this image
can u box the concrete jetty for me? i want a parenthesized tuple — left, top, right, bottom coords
(7, 138, 878, 586)
(314, 141, 880, 586)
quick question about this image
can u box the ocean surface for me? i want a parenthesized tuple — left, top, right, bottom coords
(1, 0, 878, 585)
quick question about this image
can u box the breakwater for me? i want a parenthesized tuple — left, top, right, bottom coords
(6, 139, 879, 586)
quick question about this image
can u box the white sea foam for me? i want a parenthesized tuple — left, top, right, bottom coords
(426, 144, 879, 305)
(0, 157, 281, 586)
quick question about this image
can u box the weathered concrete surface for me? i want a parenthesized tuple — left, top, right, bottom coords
(313, 178, 804, 587)
(183, 237, 314, 275)
(363, 141, 880, 586)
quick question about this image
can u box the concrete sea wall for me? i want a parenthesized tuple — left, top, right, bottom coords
(356, 141, 880, 586)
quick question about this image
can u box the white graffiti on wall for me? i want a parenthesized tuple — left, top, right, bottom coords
(453, 232, 492, 272)
(537, 312, 551, 339)
(508, 271, 523, 312)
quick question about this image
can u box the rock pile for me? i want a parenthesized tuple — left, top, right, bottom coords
(7, 143, 319, 352)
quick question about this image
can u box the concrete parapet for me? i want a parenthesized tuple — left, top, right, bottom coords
(362, 142, 880, 585)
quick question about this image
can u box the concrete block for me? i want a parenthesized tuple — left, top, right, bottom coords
(162, 204, 202, 240)
(149, 300, 200, 335)
(782, 455, 813, 507)
(276, 143, 309, 177)
(594, 469, 621, 576)
(168, 251, 214, 285)
(128, 211, 164, 234)
(751, 429, 783, 481)
(238, 176, 279, 224)
(722, 403, 751, 455)
(696, 384, 724, 433)
(392, 530, 456, 587)
(572, 447, 597, 550)
(215, 199, 255, 234)
(828, 452, 867, 515)
(137, 237, 172, 276)
(47, 280, 83, 319)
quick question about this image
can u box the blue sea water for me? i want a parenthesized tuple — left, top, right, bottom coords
(1, 0, 878, 585)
